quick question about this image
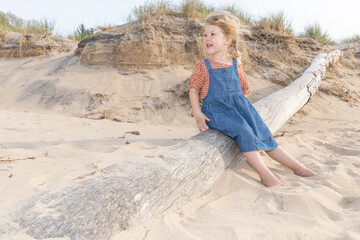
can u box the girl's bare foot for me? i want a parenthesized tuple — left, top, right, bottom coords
(243, 151, 286, 187)
(260, 174, 286, 187)
(294, 165, 316, 177)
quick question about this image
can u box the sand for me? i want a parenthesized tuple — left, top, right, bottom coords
(117, 90, 360, 240)
(0, 51, 359, 239)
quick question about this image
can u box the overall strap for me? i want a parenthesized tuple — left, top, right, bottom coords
(203, 58, 212, 70)
(232, 58, 237, 69)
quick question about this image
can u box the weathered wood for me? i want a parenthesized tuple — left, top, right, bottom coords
(3, 50, 341, 240)
(255, 50, 342, 133)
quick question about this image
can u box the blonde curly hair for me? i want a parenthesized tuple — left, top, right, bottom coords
(205, 10, 241, 59)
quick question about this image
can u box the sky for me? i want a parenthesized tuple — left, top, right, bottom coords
(1, 0, 359, 42)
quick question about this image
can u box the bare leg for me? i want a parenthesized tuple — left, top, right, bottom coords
(243, 150, 285, 187)
(264, 146, 316, 177)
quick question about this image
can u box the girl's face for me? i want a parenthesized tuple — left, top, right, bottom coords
(203, 24, 232, 57)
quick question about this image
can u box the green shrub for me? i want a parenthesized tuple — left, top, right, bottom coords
(68, 24, 95, 41)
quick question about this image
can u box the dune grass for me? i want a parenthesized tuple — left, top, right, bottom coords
(24, 18, 55, 35)
(222, 3, 252, 25)
(340, 34, 360, 43)
(124, 1, 344, 46)
(179, 0, 214, 18)
(2, 4, 347, 46)
(0, 11, 55, 36)
(256, 11, 293, 35)
(0, 11, 24, 32)
(127, 0, 247, 23)
(127, 0, 174, 23)
(299, 23, 335, 45)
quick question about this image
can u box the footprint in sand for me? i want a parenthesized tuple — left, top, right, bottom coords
(340, 196, 360, 209)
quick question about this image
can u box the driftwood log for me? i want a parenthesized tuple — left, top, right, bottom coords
(4, 50, 341, 239)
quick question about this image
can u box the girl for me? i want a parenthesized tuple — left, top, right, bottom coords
(188, 11, 316, 187)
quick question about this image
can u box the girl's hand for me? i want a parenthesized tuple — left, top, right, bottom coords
(194, 112, 211, 133)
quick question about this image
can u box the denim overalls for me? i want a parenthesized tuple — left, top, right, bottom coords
(201, 58, 278, 152)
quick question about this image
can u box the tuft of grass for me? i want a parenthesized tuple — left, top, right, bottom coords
(127, 0, 173, 23)
(124, 0, 253, 26)
(0, 11, 24, 32)
(340, 34, 360, 43)
(319, 82, 355, 104)
(222, 3, 252, 25)
(0, 11, 54, 36)
(25, 18, 55, 35)
(299, 23, 335, 45)
(257, 11, 293, 35)
(125, 0, 252, 24)
(180, 0, 214, 19)
(67, 24, 95, 41)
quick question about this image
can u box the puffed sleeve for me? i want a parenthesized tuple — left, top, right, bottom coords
(238, 64, 249, 95)
(187, 60, 206, 93)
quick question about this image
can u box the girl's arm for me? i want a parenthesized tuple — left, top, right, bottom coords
(189, 88, 211, 133)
